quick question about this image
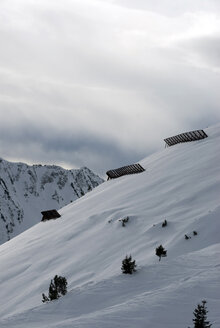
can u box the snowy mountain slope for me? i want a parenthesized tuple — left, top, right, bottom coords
(0, 124, 220, 328)
(0, 159, 103, 244)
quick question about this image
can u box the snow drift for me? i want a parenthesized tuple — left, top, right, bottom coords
(0, 124, 220, 328)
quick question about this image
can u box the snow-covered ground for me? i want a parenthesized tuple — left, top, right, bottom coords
(0, 124, 220, 327)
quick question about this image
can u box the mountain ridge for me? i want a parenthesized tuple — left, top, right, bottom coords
(0, 158, 104, 244)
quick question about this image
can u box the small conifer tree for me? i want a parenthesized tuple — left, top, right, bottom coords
(42, 275, 67, 302)
(121, 255, 137, 274)
(155, 245, 167, 261)
(162, 219, 167, 227)
(42, 293, 49, 303)
(192, 300, 212, 328)
(121, 216, 129, 227)
(54, 275, 67, 297)
(48, 278, 58, 301)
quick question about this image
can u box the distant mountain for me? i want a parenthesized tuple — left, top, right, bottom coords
(0, 158, 104, 244)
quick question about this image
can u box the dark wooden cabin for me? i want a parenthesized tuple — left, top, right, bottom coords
(41, 209, 61, 222)
(106, 163, 145, 180)
(164, 129, 208, 147)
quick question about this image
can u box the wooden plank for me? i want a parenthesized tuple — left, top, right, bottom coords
(171, 136, 179, 145)
(187, 132, 197, 141)
(173, 136, 181, 144)
(174, 135, 183, 143)
(169, 138, 174, 145)
(182, 133, 192, 141)
(174, 136, 181, 144)
(197, 130, 207, 138)
(165, 137, 173, 146)
(166, 137, 174, 145)
(184, 133, 191, 141)
(190, 131, 197, 140)
(131, 165, 138, 173)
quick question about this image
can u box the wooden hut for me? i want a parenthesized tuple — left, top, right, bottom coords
(41, 209, 61, 222)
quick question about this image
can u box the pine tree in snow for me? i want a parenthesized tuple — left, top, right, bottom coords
(192, 300, 212, 328)
(42, 275, 67, 302)
(121, 255, 137, 274)
(155, 245, 167, 261)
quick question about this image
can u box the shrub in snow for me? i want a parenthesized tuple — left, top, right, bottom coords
(42, 293, 49, 303)
(191, 300, 212, 328)
(119, 216, 129, 227)
(162, 219, 167, 227)
(121, 255, 137, 274)
(155, 245, 167, 261)
(42, 275, 67, 302)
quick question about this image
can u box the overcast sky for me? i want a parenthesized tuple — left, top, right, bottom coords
(0, 0, 220, 176)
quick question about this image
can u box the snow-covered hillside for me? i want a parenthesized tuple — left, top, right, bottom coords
(0, 159, 103, 244)
(0, 124, 220, 328)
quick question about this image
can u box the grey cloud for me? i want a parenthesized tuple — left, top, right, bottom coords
(0, 0, 220, 175)
(109, 0, 220, 16)
(0, 120, 146, 177)
(181, 36, 220, 68)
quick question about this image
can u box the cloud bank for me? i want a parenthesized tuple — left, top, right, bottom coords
(0, 0, 220, 176)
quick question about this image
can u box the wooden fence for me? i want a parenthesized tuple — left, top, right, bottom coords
(164, 129, 208, 147)
(106, 163, 145, 180)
